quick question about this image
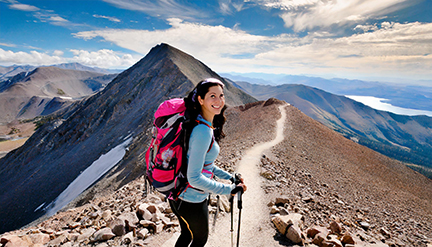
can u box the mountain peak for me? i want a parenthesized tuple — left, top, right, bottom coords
(0, 43, 256, 233)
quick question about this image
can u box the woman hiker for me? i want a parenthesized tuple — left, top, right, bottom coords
(169, 78, 247, 247)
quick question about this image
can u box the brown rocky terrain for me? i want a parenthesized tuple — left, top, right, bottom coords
(1, 99, 431, 247)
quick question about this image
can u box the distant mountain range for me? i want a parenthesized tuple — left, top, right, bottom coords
(221, 73, 432, 112)
(0, 43, 256, 234)
(0, 66, 117, 123)
(228, 79, 432, 178)
(0, 63, 121, 81)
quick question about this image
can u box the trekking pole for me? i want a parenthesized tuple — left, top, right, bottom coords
(235, 174, 243, 247)
(230, 173, 243, 247)
(212, 195, 220, 232)
(229, 194, 234, 247)
(236, 190, 243, 247)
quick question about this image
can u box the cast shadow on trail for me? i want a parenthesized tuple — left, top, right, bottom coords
(274, 233, 298, 246)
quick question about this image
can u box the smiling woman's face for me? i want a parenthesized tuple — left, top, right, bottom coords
(198, 85, 225, 122)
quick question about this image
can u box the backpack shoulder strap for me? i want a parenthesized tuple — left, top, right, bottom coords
(195, 120, 215, 153)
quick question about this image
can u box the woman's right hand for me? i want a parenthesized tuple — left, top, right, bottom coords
(231, 183, 247, 196)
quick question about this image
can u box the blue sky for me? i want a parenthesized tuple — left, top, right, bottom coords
(1, 0, 431, 85)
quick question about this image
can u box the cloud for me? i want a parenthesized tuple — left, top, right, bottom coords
(0, 48, 65, 65)
(253, 21, 432, 79)
(218, 0, 246, 15)
(0, 43, 17, 48)
(5, 0, 83, 28)
(0, 48, 139, 69)
(254, 0, 411, 31)
(69, 49, 139, 68)
(257, 0, 319, 10)
(102, 0, 206, 21)
(53, 50, 64, 56)
(73, 18, 270, 55)
(8, 3, 40, 11)
(93, 14, 121, 23)
(73, 19, 432, 80)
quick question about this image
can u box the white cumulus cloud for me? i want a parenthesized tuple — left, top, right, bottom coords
(69, 49, 139, 68)
(0, 48, 65, 65)
(0, 48, 138, 69)
(72, 18, 432, 81)
(255, 0, 410, 31)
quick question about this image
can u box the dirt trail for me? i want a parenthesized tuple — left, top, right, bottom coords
(162, 104, 288, 247)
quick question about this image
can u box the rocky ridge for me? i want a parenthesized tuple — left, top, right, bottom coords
(1, 100, 432, 247)
(260, 106, 432, 246)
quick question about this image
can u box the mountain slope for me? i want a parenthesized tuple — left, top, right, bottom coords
(267, 105, 432, 246)
(0, 43, 256, 234)
(0, 67, 116, 123)
(1, 100, 430, 246)
(230, 80, 432, 176)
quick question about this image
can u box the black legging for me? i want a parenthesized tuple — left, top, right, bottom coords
(169, 199, 209, 247)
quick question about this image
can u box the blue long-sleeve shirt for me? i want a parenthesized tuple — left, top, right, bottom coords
(178, 115, 235, 203)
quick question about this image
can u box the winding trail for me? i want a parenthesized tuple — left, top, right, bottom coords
(163, 104, 287, 247)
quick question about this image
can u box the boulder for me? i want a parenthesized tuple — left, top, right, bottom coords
(137, 203, 149, 219)
(1, 235, 32, 247)
(286, 225, 304, 244)
(270, 206, 279, 214)
(137, 228, 149, 239)
(77, 228, 96, 242)
(27, 233, 50, 245)
(326, 235, 342, 247)
(118, 212, 140, 231)
(122, 232, 135, 245)
(306, 226, 328, 239)
(279, 208, 289, 215)
(102, 210, 112, 221)
(380, 227, 391, 238)
(359, 221, 370, 230)
(312, 232, 327, 246)
(140, 220, 157, 233)
(272, 213, 304, 235)
(146, 204, 160, 214)
(109, 218, 126, 236)
(329, 220, 342, 235)
(145, 194, 163, 204)
(275, 197, 290, 206)
(92, 227, 115, 242)
(341, 233, 355, 245)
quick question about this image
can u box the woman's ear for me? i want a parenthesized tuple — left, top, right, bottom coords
(198, 95, 204, 105)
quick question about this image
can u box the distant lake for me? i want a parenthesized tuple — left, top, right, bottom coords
(346, 95, 432, 117)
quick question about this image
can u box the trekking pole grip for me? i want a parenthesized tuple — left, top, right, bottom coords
(234, 173, 242, 185)
(237, 190, 243, 209)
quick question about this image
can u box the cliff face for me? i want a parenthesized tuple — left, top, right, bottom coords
(0, 43, 256, 234)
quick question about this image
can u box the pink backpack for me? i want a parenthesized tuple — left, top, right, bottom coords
(145, 98, 213, 199)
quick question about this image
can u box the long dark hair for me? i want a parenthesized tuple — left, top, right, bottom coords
(184, 78, 227, 142)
